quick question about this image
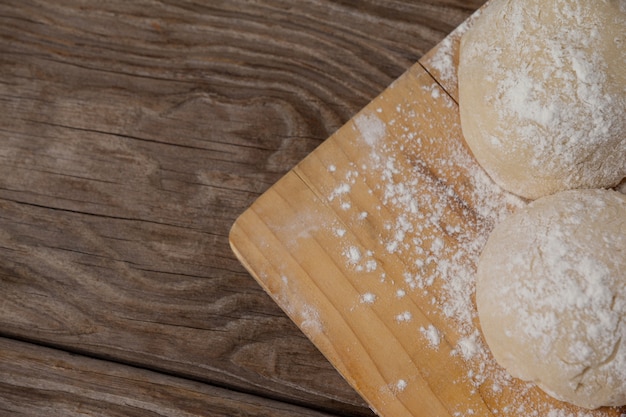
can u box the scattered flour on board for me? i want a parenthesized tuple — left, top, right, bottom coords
(360, 292, 377, 304)
(420, 324, 441, 349)
(454, 330, 483, 361)
(428, 36, 456, 85)
(395, 379, 408, 392)
(396, 311, 413, 323)
(345, 246, 362, 264)
(274, 275, 324, 338)
(426, 9, 480, 87)
(354, 112, 387, 147)
(322, 75, 621, 415)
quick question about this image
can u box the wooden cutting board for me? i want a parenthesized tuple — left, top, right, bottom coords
(230, 6, 624, 417)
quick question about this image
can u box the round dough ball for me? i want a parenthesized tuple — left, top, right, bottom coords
(458, 0, 626, 200)
(476, 189, 626, 409)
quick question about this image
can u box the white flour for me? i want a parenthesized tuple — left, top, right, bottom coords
(420, 324, 441, 349)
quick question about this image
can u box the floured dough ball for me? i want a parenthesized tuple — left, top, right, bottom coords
(458, 0, 626, 200)
(476, 189, 626, 409)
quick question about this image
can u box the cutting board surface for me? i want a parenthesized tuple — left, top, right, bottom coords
(230, 7, 624, 417)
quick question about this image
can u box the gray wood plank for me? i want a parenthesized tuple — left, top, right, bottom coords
(0, 337, 343, 417)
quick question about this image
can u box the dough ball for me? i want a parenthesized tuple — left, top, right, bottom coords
(476, 189, 626, 409)
(458, 0, 626, 200)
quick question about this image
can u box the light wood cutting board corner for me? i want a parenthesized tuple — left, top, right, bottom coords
(229, 5, 625, 417)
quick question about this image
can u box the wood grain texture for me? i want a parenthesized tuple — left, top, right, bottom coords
(0, 0, 485, 415)
(0, 337, 339, 417)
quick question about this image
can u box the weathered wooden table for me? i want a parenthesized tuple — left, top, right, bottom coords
(0, 1, 485, 415)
